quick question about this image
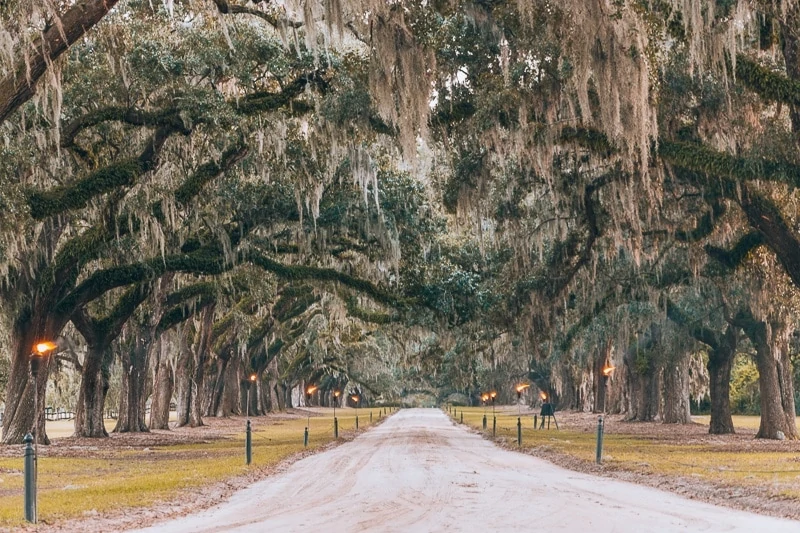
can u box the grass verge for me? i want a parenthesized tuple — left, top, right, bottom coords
(0, 407, 392, 529)
(446, 406, 800, 515)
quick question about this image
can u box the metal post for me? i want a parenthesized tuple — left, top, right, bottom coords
(482, 414, 487, 430)
(30, 366, 38, 523)
(356, 415, 359, 430)
(246, 420, 252, 464)
(596, 416, 604, 464)
(370, 411, 373, 423)
(517, 417, 522, 446)
(460, 412, 463, 423)
(304, 427, 309, 447)
(534, 414, 538, 429)
(334, 417, 339, 439)
(23, 433, 35, 523)
(492, 416, 496, 437)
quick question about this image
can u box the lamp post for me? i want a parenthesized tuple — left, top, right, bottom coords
(599, 364, 615, 414)
(333, 390, 341, 439)
(246, 373, 256, 465)
(490, 391, 497, 437)
(351, 394, 360, 430)
(515, 384, 530, 446)
(481, 393, 489, 430)
(304, 385, 317, 447)
(26, 340, 57, 524)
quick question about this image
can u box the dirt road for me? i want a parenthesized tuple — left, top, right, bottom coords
(131, 409, 799, 532)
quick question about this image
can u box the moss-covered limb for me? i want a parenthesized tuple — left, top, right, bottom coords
(345, 296, 397, 324)
(27, 159, 143, 220)
(543, 169, 620, 301)
(432, 101, 476, 127)
(157, 294, 216, 334)
(704, 231, 763, 269)
(56, 244, 230, 317)
(61, 107, 189, 150)
(558, 292, 615, 352)
(40, 225, 111, 296)
(173, 143, 249, 206)
(235, 71, 328, 115)
(560, 126, 617, 156)
(213, 0, 303, 28)
(28, 124, 176, 220)
(70, 282, 151, 348)
(0, 0, 120, 126)
(246, 251, 405, 307)
(244, 314, 275, 351)
(210, 297, 256, 343)
(272, 287, 318, 323)
(659, 140, 800, 189)
(736, 54, 800, 106)
(665, 298, 721, 350)
(738, 186, 800, 287)
(369, 114, 397, 136)
(100, 282, 152, 339)
(674, 200, 726, 242)
(163, 282, 218, 308)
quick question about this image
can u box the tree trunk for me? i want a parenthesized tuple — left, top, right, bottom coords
(182, 305, 215, 427)
(206, 356, 230, 417)
(741, 318, 798, 439)
(2, 314, 62, 445)
(74, 345, 110, 437)
(707, 326, 737, 434)
(149, 339, 173, 430)
(662, 355, 692, 424)
(221, 357, 241, 417)
(115, 333, 150, 433)
(175, 326, 194, 427)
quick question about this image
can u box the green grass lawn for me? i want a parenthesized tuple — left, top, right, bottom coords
(0, 408, 389, 527)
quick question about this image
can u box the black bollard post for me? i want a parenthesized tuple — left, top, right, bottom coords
(460, 412, 463, 424)
(334, 417, 339, 439)
(517, 417, 522, 446)
(370, 411, 373, 423)
(23, 433, 35, 523)
(534, 415, 538, 429)
(356, 415, 359, 430)
(304, 427, 309, 447)
(596, 416, 604, 464)
(482, 414, 487, 430)
(245, 420, 252, 465)
(492, 416, 496, 437)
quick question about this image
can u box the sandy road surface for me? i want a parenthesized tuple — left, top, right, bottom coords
(131, 409, 799, 533)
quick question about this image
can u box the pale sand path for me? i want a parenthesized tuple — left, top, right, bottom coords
(130, 408, 800, 533)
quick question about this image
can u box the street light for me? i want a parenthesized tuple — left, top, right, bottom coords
(481, 393, 489, 430)
(599, 364, 615, 414)
(490, 391, 497, 437)
(26, 340, 57, 524)
(351, 394, 360, 430)
(246, 373, 256, 465)
(304, 385, 317, 447)
(247, 373, 257, 418)
(515, 384, 530, 446)
(333, 390, 341, 439)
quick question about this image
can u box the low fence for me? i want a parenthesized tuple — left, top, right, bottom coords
(1, 402, 177, 424)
